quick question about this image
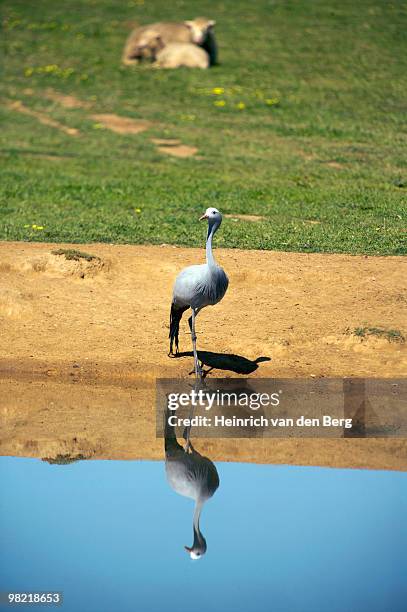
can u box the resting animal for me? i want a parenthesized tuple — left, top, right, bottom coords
(122, 29, 164, 63)
(155, 43, 209, 69)
(122, 17, 217, 66)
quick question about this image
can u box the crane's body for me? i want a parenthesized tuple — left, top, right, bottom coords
(172, 263, 228, 310)
(165, 406, 219, 559)
(166, 447, 219, 502)
(169, 208, 229, 377)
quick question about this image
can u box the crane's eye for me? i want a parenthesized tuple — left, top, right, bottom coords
(212, 211, 216, 215)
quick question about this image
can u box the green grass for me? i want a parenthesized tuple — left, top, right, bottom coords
(351, 326, 405, 343)
(1, 0, 406, 254)
(51, 248, 99, 261)
(42, 453, 87, 465)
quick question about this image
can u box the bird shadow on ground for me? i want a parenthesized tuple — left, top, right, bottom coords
(175, 351, 271, 377)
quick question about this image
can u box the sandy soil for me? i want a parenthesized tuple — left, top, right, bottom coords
(0, 242, 406, 469)
(90, 113, 152, 134)
(42, 89, 92, 109)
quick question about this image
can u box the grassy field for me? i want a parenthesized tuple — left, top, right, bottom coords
(1, 0, 406, 254)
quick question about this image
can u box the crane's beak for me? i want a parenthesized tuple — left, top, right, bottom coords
(184, 546, 192, 552)
(199, 213, 208, 221)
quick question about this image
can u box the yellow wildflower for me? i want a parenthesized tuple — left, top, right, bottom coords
(266, 98, 279, 106)
(236, 102, 246, 110)
(214, 100, 226, 107)
(212, 87, 224, 95)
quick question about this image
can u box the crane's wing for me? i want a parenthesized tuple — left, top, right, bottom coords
(166, 452, 219, 500)
(172, 264, 210, 308)
(173, 264, 228, 310)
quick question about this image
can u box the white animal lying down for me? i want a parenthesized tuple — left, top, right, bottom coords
(155, 43, 209, 69)
(122, 17, 217, 66)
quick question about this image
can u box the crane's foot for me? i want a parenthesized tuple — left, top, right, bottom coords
(182, 429, 194, 454)
(189, 361, 205, 377)
(183, 427, 192, 453)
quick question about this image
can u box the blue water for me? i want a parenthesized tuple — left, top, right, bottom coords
(0, 457, 406, 612)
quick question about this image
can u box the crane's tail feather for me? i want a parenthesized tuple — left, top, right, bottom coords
(169, 303, 188, 355)
(164, 405, 183, 453)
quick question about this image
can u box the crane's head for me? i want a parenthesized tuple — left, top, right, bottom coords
(184, 535, 207, 560)
(199, 207, 222, 227)
(185, 506, 207, 560)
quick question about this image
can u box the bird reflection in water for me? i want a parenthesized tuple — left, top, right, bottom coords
(164, 402, 219, 559)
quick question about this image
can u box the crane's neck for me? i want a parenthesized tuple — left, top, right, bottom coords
(193, 498, 204, 533)
(185, 497, 207, 557)
(206, 224, 218, 270)
(191, 498, 206, 549)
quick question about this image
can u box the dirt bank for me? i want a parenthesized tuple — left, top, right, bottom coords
(0, 242, 406, 469)
(1, 377, 405, 471)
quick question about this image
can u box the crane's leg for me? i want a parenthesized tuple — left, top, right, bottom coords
(190, 308, 202, 379)
(188, 312, 204, 376)
(183, 379, 203, 452)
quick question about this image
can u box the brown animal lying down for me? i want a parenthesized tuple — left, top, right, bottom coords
(122, 17, 217, 66)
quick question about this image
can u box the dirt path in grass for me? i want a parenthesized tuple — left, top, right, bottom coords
(0, 242, 406, 469)
(10, 89, 199, 157)
(6, 100, 80, 137)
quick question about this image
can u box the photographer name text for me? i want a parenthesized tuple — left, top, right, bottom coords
(167, 414, 353, 429)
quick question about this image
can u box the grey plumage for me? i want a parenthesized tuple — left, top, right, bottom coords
(169, 207, 229, 377)
(173, 264, 228, 310)
(165, 406, 219, 559)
